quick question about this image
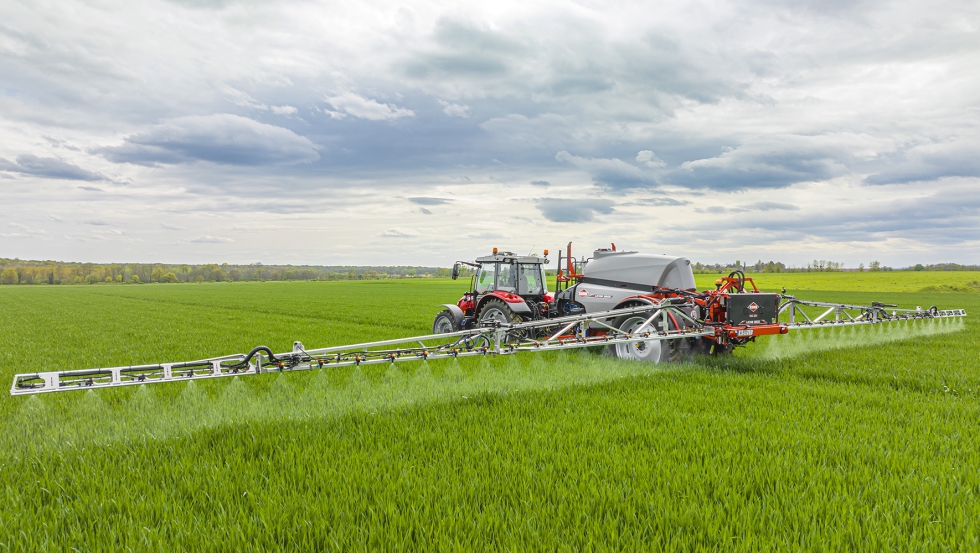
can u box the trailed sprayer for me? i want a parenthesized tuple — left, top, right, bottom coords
(10, 243, 967, 395)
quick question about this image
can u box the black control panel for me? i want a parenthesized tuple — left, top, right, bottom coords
(726, 293, 779, 325)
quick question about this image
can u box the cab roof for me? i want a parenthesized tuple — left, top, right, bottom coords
(474, 252, 546, 264)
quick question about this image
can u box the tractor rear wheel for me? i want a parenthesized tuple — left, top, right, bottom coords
(609, 313, 671, 363)
(479, 299, 526, 341)
(432, 310, 459, 334)
(479, 299, 523, 325)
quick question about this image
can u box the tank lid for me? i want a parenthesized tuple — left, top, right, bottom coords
(592, 248, 638, 259)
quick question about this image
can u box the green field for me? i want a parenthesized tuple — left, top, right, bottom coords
(1, 273, 977, 551)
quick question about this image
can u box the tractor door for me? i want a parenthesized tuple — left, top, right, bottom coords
(496, 261, 517, 293)
(474, 263, 497, 303)
(518, 263, 545, 297)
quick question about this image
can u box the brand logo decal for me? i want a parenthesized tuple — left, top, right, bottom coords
(578, 288, 588, 298)
(748, 302, 759, 313)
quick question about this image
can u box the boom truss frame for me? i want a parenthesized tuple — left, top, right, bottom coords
(9, 299, 967, 396)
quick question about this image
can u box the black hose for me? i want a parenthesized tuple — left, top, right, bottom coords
(233, 346, 278, 369)
(727, 270, 746, 293)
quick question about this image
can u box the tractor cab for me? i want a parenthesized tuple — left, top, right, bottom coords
(472, 254, 547, 297)
(434, 249, 552, 333)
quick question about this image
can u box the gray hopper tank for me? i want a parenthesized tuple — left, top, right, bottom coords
(584, 249, 696, 291)
(558, 249, 696, 315)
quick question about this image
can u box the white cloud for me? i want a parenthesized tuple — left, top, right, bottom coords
(189, 235, 234, 243)
(380, 228, 419, 238)
(271, 105, 298, 115)
(1, 222, 46, 238)
(324, 93, 414, 121)
(438, 99, 470, 118)
(221, 86, 268, 110)
(636, 151, 667, 169)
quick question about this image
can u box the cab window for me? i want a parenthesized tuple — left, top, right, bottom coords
(496, 262, 516, 292)
(518, 264, 544, 295)
(475, 263, 496, 293)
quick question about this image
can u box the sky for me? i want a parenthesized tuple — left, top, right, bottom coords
(1, 0, 979, 268)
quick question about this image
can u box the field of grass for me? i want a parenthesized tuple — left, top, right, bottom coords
(0, 273, 977, 550)
(695, 270, 980, 293)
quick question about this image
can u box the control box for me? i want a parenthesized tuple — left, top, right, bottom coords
(726, 294, 779, 325)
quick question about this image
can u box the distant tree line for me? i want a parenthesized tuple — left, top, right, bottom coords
(693, 260, 849, 274)
(692, 260, 980, 274)
(2, 257, 977, 285)
(0, 258, 450, 285)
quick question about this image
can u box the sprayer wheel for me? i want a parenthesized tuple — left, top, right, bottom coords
(609, 313, 671, 363)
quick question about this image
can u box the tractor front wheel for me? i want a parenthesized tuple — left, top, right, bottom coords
(432, 310, 459, 334)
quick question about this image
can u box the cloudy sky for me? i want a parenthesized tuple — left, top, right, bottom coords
(2, 0, 978, 267)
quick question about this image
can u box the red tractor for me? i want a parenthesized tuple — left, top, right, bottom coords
(433, 248, 554, 333)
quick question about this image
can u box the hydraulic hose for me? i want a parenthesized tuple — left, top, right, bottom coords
(727, 270, 746, 293)
(232, 346, 278, 369)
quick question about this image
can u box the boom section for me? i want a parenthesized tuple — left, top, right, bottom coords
(779, 297, 967, 328)
(10, 300, 967, 397)
(10, 303, 707, 396)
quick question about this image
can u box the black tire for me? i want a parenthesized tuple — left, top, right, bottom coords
(478, 299, 525, 341)
(478, 299, 523, 325)
(609, 312, 671, 363)
(432, 310, 459, 334)
(711, 343, 734, 356)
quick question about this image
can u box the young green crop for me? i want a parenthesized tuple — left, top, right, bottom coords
(0, 277, 977, 551)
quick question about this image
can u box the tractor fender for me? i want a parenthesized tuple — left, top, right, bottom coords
(438, 304, 466, 328)
(476, 295, 533, 316)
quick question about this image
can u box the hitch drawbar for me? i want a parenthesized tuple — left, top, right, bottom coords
(10, 301, 966, 396)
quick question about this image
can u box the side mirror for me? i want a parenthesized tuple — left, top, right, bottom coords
(451, 262, 461, 280)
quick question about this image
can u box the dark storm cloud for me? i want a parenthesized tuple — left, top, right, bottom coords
(97, 114, 320, 166)
(557, 137, 855, 191)
(536, 198, 615, 223)
(616, 33, 747, 105)
(741, 202, 799, 211)
(408, 197, 454, 205)
(863, 139, 980, 185)
(403, 20, 526, 81)
(555, 151, 659, 189)
(0, 154, 106, 181)
(667, 140, 849, 190)
(626, 197, 690, 207)
(671, 188, 980, 244)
